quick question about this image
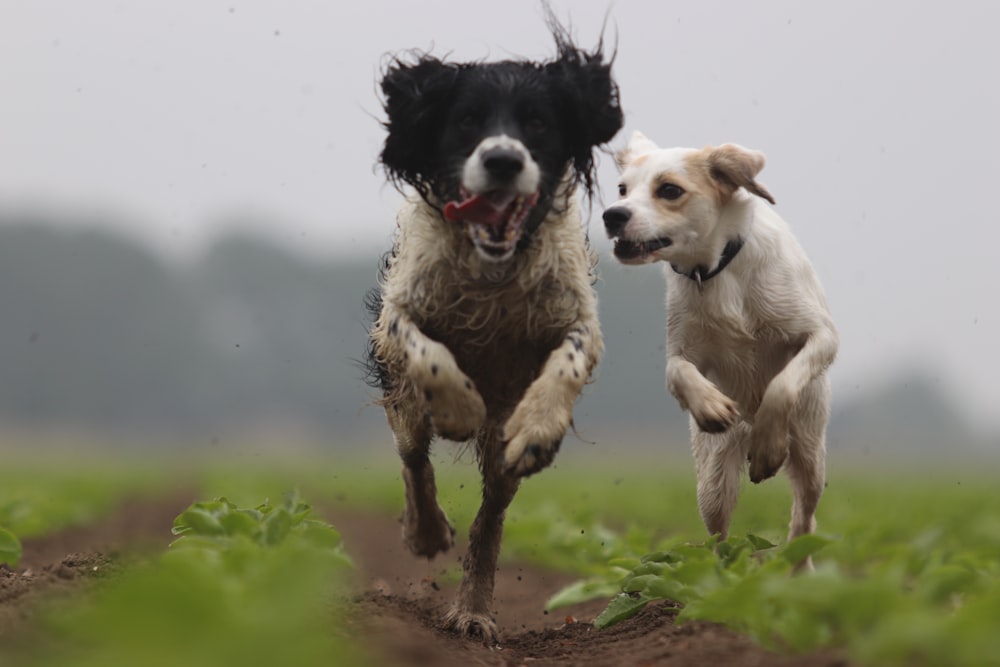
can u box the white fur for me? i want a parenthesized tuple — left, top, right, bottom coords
(461, 135, 541, 196)
(608, 131, 839, 563)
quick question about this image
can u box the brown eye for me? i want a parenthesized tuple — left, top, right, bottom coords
(525, 115, 547, 133)
(656, 183, 685, 200)
(618, 183, 627, 197)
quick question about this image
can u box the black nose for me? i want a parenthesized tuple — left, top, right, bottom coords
(481, 147, 524, 182)
(602, 206, 632, 236)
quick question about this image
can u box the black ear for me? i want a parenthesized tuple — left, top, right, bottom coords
(379, 55, 458, 195)
(543, 13, 624, 197)
(561, 57, 623, 147)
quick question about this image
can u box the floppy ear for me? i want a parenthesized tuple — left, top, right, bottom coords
(379, 55, 458, 191)
(545, 46, 623, 150)
(543, 13, 624, 197)
(707, 144, 776, 204)
(615, 130, 659, 170)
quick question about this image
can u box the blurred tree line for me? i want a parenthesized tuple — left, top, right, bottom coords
(0, 219, 382, 441)
(0, 213, 989, 455)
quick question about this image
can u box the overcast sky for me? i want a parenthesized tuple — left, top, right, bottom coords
(1, 0, 998, 433)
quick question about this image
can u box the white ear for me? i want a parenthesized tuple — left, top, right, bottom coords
(628, 130, 659, 154)
(615, 130, 660, 169)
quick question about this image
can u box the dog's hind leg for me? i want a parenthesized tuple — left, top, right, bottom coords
(444, 425, 520, 644)
(749, 326, 837, 483)
(783, 379, 829, 570)
(388, 404, 455, 559)
(691, 423, 749, 540)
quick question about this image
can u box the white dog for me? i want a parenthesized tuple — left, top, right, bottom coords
(603, 131, 838, 554)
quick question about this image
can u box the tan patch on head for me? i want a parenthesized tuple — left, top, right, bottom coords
(680, 149, 720, 201)
(649, 169, 694, 211)
(684, 145, 775, 205)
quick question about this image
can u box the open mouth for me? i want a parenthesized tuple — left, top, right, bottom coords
(612, 237, 673, 262)
(444, 188, 540, 260)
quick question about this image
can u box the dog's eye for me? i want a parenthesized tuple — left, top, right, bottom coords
(457, 113, 481, 131)
(525, 115, 547, 133)
(618, 183, 627, 197)
(656, 183, 685, 201)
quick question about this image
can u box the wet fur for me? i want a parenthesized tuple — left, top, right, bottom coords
(365, 14, 622, 644)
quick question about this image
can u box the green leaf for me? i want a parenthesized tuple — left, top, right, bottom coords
(171, 507, 226, 537)
(746, 533, 778, 551)
(780, 534, 832, 565)
(622, 573, 661, 594)
(640, 550, 681, 564)
(298, 522, 346, 551)
(593, 593, 653, 629)
(546, 578, 622, 611)
(261, 507, 293, 546)
(0, 527, 22, 566)
(218, 510, 260, 538)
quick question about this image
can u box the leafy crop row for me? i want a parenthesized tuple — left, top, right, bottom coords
(21, 456, 990, 667)
(541, 468, 1000, 667)
(10, 492, 359, 667)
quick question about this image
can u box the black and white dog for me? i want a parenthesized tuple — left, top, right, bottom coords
(366, 14, 622, 643)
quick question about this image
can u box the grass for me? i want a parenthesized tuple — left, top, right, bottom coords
(0, 461, 170, 566)
(3, 449, 999, 666)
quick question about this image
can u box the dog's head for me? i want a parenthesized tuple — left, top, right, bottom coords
(378, 17, 622, 262)
(603, 131, 775, 266)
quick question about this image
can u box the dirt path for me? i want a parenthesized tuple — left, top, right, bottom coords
(1, 495, 848, 666)
(328, 508, 850, 667)
(0, 492, 188, 647)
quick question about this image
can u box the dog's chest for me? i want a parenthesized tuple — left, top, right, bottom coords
(410, 268, 573, 403)
(670, 275, 797, 402)
(413, 269, 574, 349)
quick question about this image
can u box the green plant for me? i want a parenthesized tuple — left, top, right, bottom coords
(17, 492, 359, 667)
(545, 469, 1000, 667)
(170, 492, 353, 561)
(0, 526, 22, 567)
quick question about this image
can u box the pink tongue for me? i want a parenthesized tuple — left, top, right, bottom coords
(444, 194, 507, 228)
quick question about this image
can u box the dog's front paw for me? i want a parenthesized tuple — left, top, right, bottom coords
(747, 420, 788, 483)
(401, 503, 455, 559)
(407, 340, 487, 440)
(443, 607, 499, 645)
(504, 437, 563, 478)
(502, 402, 568, 478)
(424, 381, 487, 441)
(691, 387, 741, 434)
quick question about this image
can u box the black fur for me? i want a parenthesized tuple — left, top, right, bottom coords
(378, 12, 622, 213)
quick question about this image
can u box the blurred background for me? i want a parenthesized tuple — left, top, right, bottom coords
(1, 0, 997, 460)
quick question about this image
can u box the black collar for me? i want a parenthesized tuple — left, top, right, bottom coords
(671, 237, 745, 288)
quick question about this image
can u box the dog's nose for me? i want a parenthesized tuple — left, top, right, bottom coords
(481, 147, 524, 182)
(602, 206, 632, 236)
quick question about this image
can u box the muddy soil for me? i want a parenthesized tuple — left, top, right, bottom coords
(1, 496, 849, 666)
(329, 509, 850, 667)
(0, 493, 186, 646)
